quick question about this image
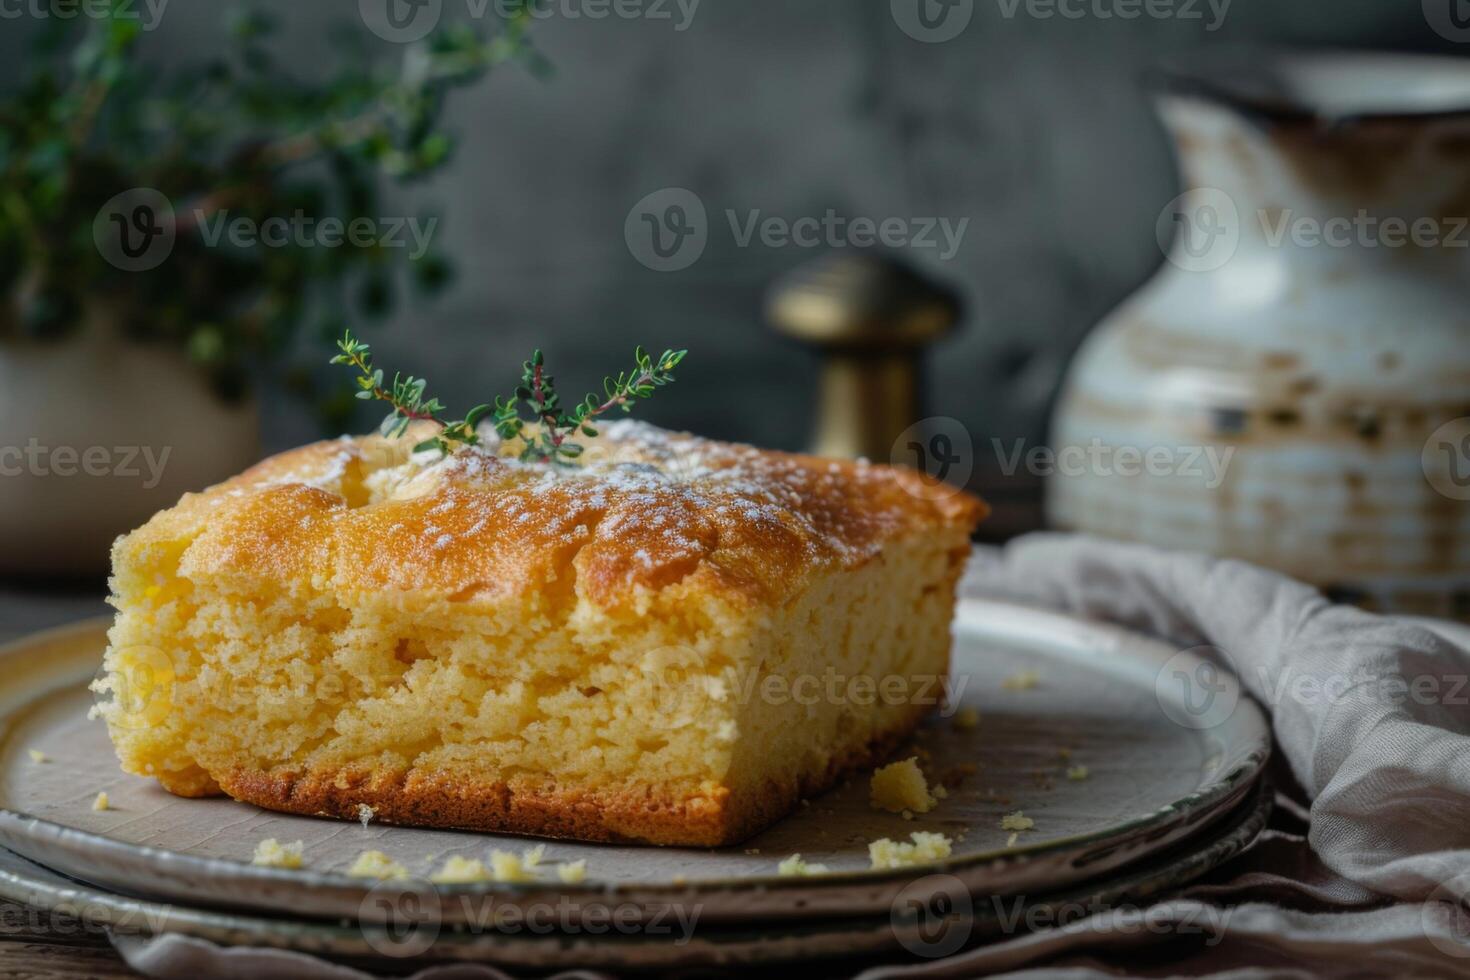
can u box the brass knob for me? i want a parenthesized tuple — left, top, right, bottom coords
(766, 253, 960, 460)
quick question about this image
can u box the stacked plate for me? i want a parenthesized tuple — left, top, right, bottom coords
(0, 599, 1271, 971)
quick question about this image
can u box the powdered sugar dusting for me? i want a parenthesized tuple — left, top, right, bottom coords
(235, 420, 966, 597)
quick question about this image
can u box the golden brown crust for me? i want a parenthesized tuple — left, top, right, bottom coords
(147, 421, 985, 611)
(213, 699, 931, 847)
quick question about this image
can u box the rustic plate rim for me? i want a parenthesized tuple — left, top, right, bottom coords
(0, 599, 1271, 902)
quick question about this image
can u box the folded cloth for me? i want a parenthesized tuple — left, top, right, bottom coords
(961, 533, 1470, 906)
(109, 534, 1470, 977)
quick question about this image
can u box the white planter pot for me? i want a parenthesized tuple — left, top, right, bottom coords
(1049, 52, 1470, 617)
(0, 327, 261, 577)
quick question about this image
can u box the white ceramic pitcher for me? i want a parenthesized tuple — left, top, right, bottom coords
(1049, 51, 1470, 617)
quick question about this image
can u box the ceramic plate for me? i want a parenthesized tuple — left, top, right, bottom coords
(0, 599, 1269, 926)
(0, 779, 1271, 969)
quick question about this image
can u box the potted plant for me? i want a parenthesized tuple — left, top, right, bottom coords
(0, 4, 543, 576)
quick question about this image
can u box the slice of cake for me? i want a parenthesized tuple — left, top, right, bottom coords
(94, 422, 984, 846)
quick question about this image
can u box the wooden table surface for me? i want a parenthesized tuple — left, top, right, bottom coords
(0, 582, 137, 978)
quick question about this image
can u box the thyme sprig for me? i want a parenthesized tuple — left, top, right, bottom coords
(330, 331, 686, 462)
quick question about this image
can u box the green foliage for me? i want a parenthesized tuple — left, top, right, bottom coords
(331, 330, 688, 463)
(0, 1, 541, 423)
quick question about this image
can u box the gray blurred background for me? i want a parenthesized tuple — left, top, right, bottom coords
(1, 0, 1458, 530)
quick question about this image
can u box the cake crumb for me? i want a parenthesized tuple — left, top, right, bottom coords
(487, 849, 539, 883)
(27, 749, 47, 764)
(1006, 832, 1019, 848)
(869, 832, 953, 869)
(901, 809, 915, 821)
(1067, 765, 1091, 781)
(91, 792, 110, 812)
(347, 850, 407, 880)
(356, 803, 376, 828)
(1002, 670, 1041, 691)
(870, 757, 938, 814)
(1000, 811, 1035, 832)
(252, 839, 304, 869)
(777, 853, 829, 876)
(952, 707, 980, 730)
(430, 855, 490, 884)
(558, 860, 588, 884)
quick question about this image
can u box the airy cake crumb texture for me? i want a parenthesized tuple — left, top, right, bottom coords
(95, 422, 983, 846)
(869, 756, 938, 814)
